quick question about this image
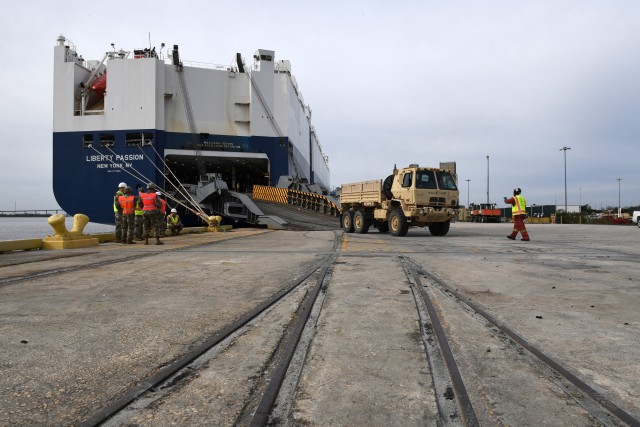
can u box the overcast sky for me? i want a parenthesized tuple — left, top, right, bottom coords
(1, 0, 639, 211)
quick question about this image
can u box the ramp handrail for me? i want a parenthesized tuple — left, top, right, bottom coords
(252, 185, 340, 217)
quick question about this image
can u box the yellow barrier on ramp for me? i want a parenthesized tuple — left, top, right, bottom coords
(252, 185, 341, 217)
(252, 186, 289, 204)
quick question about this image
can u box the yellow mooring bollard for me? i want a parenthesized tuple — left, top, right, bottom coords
(42, 214, 99, 250)
(207, 215, 224, 232)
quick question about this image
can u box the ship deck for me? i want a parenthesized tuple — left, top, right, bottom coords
(1, 215, 638, 425)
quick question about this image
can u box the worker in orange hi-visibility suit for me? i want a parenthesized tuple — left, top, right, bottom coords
(504, 187, 530, 241)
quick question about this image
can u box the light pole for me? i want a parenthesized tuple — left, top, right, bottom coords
(465, 179, 471, 208)
(560, 147, 571, 212)
(486, 155, 490, 204)
(617, 178, 621, 217)
(579, 187, 582, 207)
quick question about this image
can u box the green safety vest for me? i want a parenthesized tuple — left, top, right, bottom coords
(134, 198, 143, 216)
(113, 190, 124, 212)
(512, 195, 526, 216)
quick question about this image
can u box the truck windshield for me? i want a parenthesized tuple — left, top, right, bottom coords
(415, 170, 437, 189)
(436, 171, 458, 190)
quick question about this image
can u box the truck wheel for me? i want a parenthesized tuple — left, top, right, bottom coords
(389, 210, 408, 236)
(383, 175, 394, 200)
(342, 211, 355, 233)
(428, 221, 450, 236)
(353, 211, 370, 234)
(376, 222, 389, 233)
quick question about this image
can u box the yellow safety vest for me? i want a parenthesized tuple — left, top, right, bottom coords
(113, 190, 124, 212)
(134, 199, 144, 216)
(512, 195, 526, 216)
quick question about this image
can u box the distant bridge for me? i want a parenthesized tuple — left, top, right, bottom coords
(0, 209, 66, 217)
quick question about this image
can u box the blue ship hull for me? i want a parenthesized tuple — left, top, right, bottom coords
(53, 130, 299, 224)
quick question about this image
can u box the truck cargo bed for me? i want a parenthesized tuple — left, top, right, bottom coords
(340, 180, 383, 205)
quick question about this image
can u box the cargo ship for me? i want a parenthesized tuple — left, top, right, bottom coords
(52, 36, 330, 225)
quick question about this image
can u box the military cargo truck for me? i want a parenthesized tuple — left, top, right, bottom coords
(340, 163, 459, 236)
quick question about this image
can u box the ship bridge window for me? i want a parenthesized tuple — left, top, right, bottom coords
(416, 170, 437, 189)
(83, 134, 93, 148)
(436, 171, 458, 190)
(99, 133, 115, 147)
(134, 48, 157, 58)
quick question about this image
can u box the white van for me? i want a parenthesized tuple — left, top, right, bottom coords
(632, 211, 640, 226)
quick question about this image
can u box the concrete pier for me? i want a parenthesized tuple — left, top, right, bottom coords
(0, 223, 638, 425)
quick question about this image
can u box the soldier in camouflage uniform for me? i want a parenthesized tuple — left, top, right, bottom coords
(134, 189, 144, 241)
(116, 187, 136, 244)
(139, 183, 164, 245)
(113, 182, 126, 243)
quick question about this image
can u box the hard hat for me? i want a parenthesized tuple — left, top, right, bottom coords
(147, 182, 155, 189)
(118, 182, 127, 188)
(514, 187, 522, 195)
(156, 191, 162, 196)
(171, 208, 177, 213)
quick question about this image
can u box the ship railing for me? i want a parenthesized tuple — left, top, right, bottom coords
(252, 185, 341, 217)
(163, 58, 233, 71)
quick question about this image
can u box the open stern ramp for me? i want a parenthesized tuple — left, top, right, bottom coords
(164, 149, 270, 193)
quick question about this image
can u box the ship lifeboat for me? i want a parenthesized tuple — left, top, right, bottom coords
(91, 71, 107, 97)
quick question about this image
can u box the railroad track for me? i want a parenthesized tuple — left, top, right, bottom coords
(77, 231, 341, 426)
(401, 256, 639, 427)
(81, 243, 638, 426)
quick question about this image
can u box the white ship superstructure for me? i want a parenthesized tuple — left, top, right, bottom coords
(52, 36, 330, 224)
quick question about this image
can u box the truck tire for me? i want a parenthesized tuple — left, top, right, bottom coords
(376, 222, 389, 233)
(353, 211, 370, 234)
(428, 220, 450, 236)
(389, 210, 408, 236)
(342, 211, 355, 233)
(637, 217, 640, 228)
(383, 175, 394, 200)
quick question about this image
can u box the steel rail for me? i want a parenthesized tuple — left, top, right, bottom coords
(402, 259, 479, 426)
(79, 231, 341, 427)
(404, 257, 640, 427)
(250, 231, 339, 425)
(78, 252, 335, 426)
(250, 254, 335, 426)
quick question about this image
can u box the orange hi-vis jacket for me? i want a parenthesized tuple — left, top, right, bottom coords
(117, 195, 136, 215)
(140, 192, 159, 211)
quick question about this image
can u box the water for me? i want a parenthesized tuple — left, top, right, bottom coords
(0, 217, 114, 241)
